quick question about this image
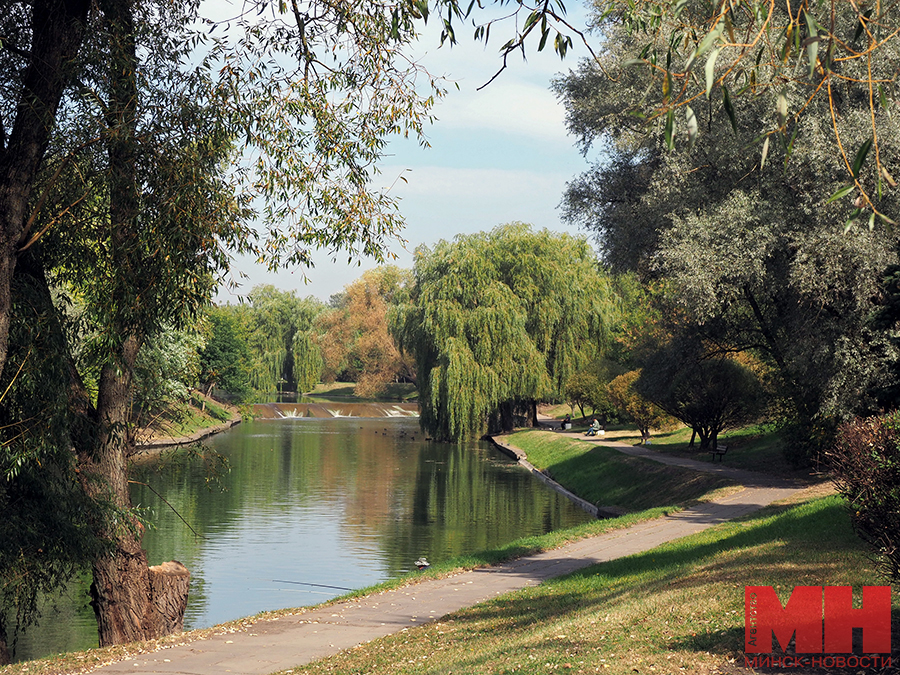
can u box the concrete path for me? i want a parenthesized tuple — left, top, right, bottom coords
(86, 441, 805, 675)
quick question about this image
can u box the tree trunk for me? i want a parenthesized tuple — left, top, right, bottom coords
(498, 400, 514, 433)
(0, 617, 9, 666)
(87, 336, 149, 646)
(697, 428, 711, 451)
(689, 428, 696, 448)
(83, 0, 190, 646)
(149, 561, 191, 635)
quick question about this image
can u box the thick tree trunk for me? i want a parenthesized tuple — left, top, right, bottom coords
(85, 338, 192, 646)
(83, 0, 191, 646)
(87, 336, 147, 646)
(0, 0, 90, 380)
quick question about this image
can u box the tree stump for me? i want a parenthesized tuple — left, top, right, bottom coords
(148, 560, 190, 637)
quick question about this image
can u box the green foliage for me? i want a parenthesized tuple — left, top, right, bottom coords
(606, 370, 675, 443)
(636, 337, 765, 451)
(0, 267, 106, 644)
(133, 326, 205, 423)
(555, 7, 900, 447)
(867, 262, 900, 409)
(199, 307, 253, 402)
(598, 1, 900, 216)
(219, 286, 325, 397)
(830, 412, 900, 584)
(400, 224, 616, 441)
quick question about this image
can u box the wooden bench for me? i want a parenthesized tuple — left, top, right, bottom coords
(709, 444, 728, 462)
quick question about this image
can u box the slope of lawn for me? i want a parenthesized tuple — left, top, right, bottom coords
(506, 429, 739, 511)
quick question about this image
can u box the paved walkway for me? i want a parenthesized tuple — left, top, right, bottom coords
(87, 440, 806, 675)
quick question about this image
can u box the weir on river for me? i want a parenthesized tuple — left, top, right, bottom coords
(252, 401, 420, 419)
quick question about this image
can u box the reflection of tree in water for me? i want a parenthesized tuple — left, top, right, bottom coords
(382, 440, 587, 575)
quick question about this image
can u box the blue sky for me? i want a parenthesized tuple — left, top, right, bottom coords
(214, 6, 599, 304)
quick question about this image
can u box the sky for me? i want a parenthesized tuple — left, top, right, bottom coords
(213, 4, 600, 305)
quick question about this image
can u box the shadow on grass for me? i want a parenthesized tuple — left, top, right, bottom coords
(673, 611, 900, 674)
(445, 497, 869, 641)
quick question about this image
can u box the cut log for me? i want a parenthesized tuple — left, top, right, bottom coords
(148, 560, 190, 636)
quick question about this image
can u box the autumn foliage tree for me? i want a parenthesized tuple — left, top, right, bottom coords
(316, 267, 414, 398)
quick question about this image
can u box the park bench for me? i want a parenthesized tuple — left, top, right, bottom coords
(709, 444, 728, 462)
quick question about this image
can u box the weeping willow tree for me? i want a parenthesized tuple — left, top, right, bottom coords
(398, 223, 617, 441)
(235, 285, 325, 396)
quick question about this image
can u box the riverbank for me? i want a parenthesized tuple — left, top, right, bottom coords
(131, 392, 242, 460)
(2, 430, 871, 673)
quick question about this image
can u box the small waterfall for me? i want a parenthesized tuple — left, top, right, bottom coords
(254, 402, 419, 419)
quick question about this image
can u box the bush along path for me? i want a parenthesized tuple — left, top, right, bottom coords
(77, 438, 807, 675)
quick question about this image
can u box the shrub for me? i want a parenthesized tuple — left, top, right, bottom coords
(829, 413, 900, 584)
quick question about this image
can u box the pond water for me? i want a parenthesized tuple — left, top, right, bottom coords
(12, 416, 591, 662)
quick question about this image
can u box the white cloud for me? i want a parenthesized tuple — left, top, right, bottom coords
(432, 81, 568, 142)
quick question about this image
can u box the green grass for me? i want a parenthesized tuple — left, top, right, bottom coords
(279, 492, 894, 675)
(191, 395, 231, 422)
(146, 405, 223, 439)
(508, 430, 737, 511)
(541, 402, 575, 419)
(606, 423, 801, 478)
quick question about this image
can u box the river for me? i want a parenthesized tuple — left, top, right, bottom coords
(11, 415, 591, 662)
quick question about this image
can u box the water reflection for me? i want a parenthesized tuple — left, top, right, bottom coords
(12, 417, 590, 662)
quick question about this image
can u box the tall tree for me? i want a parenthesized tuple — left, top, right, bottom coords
(0, 0, 586, 651)
(399, 223, 616, 441)
(243, 286, 325, 395)
(636, 336, 765, 451)
(554, 5, 900, 451)
(199, 307, 253, 402)
(316, 266, 415, 397)
(0, 0, 91, 381)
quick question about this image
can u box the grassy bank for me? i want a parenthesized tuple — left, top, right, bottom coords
(506, 430, 738, 511)
(280, 489, 894, 675)
(601, 423, 801, 476)
(136, 391, 238, 445)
